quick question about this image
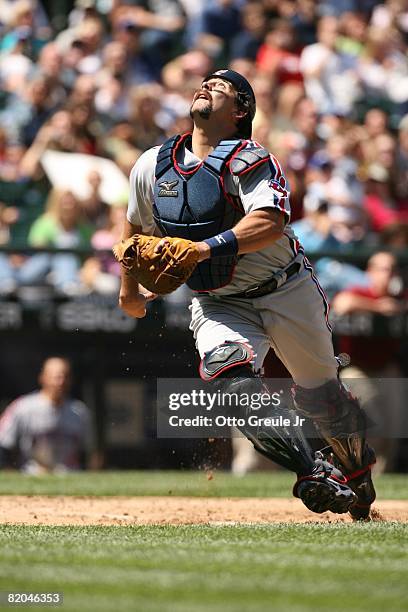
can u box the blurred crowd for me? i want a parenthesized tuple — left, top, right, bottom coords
(0, 0, 407, 298)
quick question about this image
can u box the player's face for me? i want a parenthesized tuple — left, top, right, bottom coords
(190, 78, 238, 123)
(368, 253, 397, 294)
(40, 359, 71, 397)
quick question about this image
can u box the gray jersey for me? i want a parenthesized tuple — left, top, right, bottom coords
(127, 140, 302, 295)
(0, 392, 93, 472)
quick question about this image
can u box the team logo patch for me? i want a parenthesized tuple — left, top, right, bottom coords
(268, 177, 288, 198)
(158, 180, 179, 197)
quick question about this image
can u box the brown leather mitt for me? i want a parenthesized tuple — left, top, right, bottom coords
(112, 234, 200, 295)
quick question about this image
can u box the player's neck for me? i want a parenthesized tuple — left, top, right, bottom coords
(41, 389, 65, 407)
(191, 125, 234, 160)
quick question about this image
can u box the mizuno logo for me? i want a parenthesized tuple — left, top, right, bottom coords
(158, 180, 179, 197)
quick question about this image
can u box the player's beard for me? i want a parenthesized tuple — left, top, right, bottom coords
(190, 100, 212, 120)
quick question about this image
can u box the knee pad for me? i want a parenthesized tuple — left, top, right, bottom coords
(199, 341, 263, 408)
(199, 341, 254, 381)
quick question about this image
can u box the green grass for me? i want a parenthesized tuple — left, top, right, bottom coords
(1, 473, 407, 611)
(0, 470, 407, 499)
(0, 523, 407, 612)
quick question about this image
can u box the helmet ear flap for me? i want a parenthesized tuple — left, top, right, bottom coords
(234, 92, 253, 139)
(235, 92, 250, 114)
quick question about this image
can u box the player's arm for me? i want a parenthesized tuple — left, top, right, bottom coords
(118, 149, 159, 318)
(0, 400, 21, 468)
(195, 152, 288, 262)
(195, 208, 285, 262)
(118, 219, 150, 318)
(332, 291, 402, 316)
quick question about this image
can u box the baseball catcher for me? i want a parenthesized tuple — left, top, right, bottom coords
(116, 69, 376, 520)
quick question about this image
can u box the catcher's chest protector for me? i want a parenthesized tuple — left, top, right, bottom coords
(153, 133, 245, 291)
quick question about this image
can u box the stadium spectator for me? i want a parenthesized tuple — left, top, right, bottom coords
(0, 0, 50, 35)
(198, 0, 242, 62)
(230, 1, 267, 61)
(300, 15, 360, 116)
(110, 16, 155, 85)
(0, 74, 56, 144)
(332, 251, 403, 320)
(272, 96, 321, 219)
(364, 107, 389, 139)
(0, 26, 34, 94)
(0, 0, 49, 61)
(32, 42, 67, 105)
(292, 192, 340, 253)
(0, 189, 93, 295)
(371, 0, 408, 32)
(293, 152, 368, 297)
(161, 49, 213, 92)
(250, 73, 274, 141)
(395, 114, 408, 205)
(337, 10, 368, 60)
(0, 356, 95, 473)
(0, 201, 19, 247)
(363, 163, 399, 231)
(62, 14, 105, 75)
(290, 0, 317, 47)
(357, 25, 408, 116)
(128, 83, 166, 150)
(21, 76, 58, 146)
(256, 18, 303, 85)
(112, 0, 186, 77)
(18, 110, 78, 180)
(332, 251, 407, 470)
(79, 204, 128, 294)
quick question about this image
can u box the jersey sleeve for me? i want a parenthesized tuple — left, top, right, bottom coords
(127, 147, 160, 234)
(0, 400, 21, 449)
(236, 153, 291, 223)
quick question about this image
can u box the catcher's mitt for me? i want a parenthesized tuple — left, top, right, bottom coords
(112, 234, 200, 295)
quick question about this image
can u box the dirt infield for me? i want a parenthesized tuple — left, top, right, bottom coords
(0, 496, 408, 525)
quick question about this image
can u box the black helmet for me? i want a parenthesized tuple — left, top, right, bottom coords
(202, 69, 256, 138)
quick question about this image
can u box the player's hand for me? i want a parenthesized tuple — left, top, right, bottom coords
(154, 238, 170, 254)
(138, 284, 158, 302)
(119, 293, 148, 318)
(154, 238, 210, 263)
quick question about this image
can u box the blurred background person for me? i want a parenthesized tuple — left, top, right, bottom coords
(332, 251, 407, 472)
(300, 15, 360, 116)
(0, 189, 93, 296)
(0, 356, 96, 473)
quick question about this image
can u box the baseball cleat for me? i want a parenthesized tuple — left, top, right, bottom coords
(293, 457, 357, 515)
(347, 446, 377, 521)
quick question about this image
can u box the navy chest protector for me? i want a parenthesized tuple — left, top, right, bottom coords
(153, 134, 250, 291)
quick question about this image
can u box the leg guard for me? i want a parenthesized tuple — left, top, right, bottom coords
(293, 379, 376, 519)
(201, 343, 356, 514)
(200, 341, 315, 475)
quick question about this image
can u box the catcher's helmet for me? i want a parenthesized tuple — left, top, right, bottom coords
(202, 69, 256, 139)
